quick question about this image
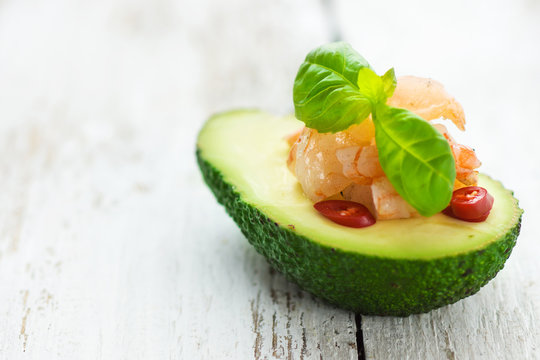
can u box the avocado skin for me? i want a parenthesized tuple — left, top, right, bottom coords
(197, 150, 521, 316)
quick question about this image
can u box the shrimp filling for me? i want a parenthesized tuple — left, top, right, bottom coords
(286, 76, 481, 220)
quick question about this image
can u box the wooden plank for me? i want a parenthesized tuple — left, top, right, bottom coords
(0, 0, 360, 358)
(333, 0, 540, 358)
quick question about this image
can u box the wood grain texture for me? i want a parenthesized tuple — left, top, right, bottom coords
(334, 0, 540, 358)
(0, 0, 359, 358)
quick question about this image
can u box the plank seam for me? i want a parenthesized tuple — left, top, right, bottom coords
(320, 0, 343, 42)
(355, 314, 366, 360)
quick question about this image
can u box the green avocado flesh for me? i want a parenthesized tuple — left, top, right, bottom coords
(196, 110, 522, 315)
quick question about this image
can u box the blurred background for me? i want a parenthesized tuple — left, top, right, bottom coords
(0, 0, 539, 358)
(1, 0, 539, 176)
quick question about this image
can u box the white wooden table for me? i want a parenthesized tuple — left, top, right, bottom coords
(1, 0, 539, 358)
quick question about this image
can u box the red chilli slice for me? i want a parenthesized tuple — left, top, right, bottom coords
(314, 200, 376, 228)
(444, 186, 494, 222)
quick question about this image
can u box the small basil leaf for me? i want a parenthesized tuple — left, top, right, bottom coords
(293, 42, 373, 133)
(356, 67, 387, 105)
(381, 68, 397, 98)
(373, 105, 456, 216)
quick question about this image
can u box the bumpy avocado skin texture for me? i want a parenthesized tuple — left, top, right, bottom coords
(197, 151, 521, 316)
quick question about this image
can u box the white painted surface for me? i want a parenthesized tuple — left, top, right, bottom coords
(1, 0, 539, 359)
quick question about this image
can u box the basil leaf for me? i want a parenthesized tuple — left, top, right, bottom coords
(381, 68, 397, 98)
(293, 42, 373, 133)
(356, 67, 391, 105)
(373, 105, 456, 216)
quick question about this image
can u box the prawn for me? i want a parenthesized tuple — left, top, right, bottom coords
(433, 123, 481, 189)
(388, 76, 466, 131)
(287, 118, 375, 201)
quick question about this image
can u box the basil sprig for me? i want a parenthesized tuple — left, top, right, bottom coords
(293, 42, 456, 216)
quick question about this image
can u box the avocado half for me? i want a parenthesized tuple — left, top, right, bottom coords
(196, 110, 522, 316)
